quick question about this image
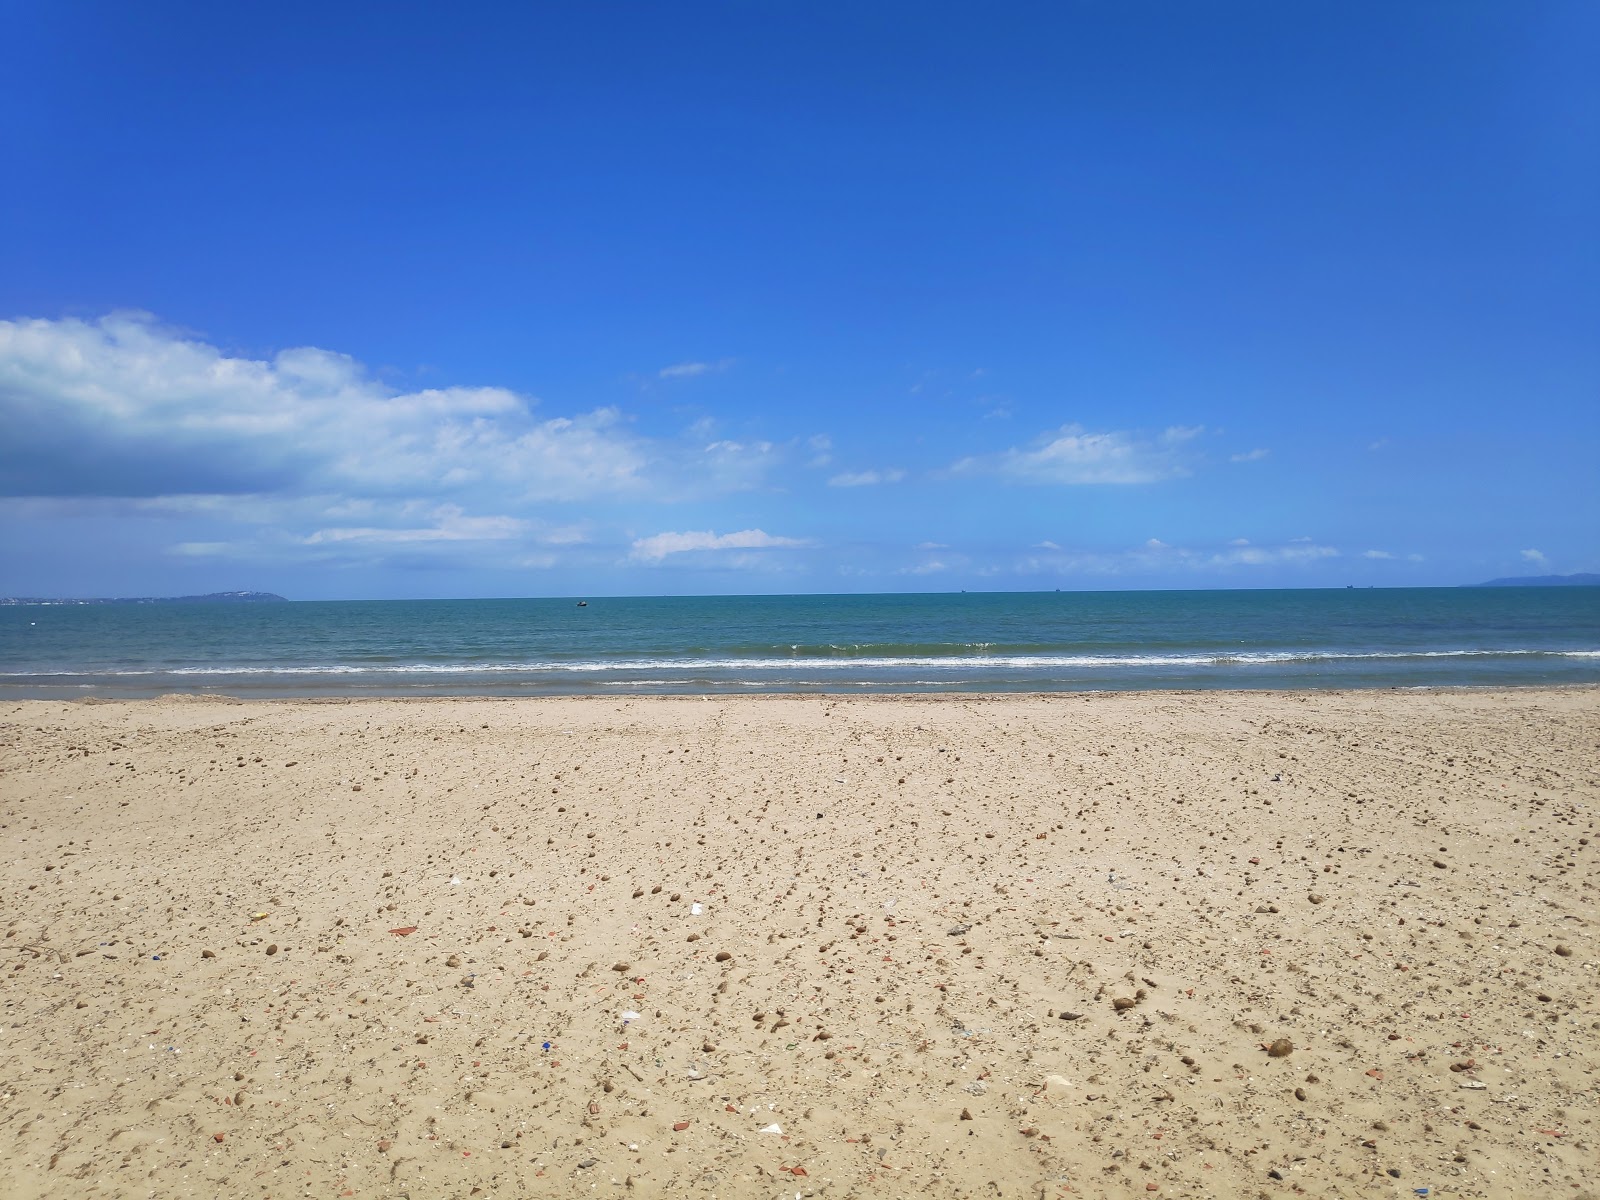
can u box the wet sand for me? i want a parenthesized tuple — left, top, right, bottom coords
(2, 688, 1596, 1198)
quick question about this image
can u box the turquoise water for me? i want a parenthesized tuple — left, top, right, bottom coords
(1, 588, 1596, 698)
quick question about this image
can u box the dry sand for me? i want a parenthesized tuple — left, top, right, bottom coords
(2, 689, 1596, 1199)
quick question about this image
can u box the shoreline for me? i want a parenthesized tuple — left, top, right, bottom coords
(12, 679, 1598, 710)
(9, 679, 1600, 705)
(3, 688, 1595, 1198)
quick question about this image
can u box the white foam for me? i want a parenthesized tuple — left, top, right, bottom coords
(6, 645, 1597, 679)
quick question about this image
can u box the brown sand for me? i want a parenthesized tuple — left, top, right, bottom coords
(2, 689, 1596, 1199)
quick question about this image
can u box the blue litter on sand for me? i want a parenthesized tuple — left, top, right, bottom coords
(542, 1041, 552, 1052)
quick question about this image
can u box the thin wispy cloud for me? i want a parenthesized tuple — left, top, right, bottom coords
(303, 512, 528, 545)
(1017, 537, 1339, 576)
(1230, 448, 1270, 462)
(828, 468, 906, 487)
(658, 358, 733, 380)
(629, 528, 812, 562)
(950, 424, 1201, 485)
(168, 541, 231, 558)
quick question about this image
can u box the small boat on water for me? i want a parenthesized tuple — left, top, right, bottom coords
(576, 600, 588, 607)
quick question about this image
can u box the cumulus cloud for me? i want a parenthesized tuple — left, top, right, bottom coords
(0, 313, 649, 502)
(1521, 548, 1548, 565)
(629, 528, 811, 562)
(828, 468, 906, 487)
(0, 314, 801, 578)
(949, 423, 1200, 485)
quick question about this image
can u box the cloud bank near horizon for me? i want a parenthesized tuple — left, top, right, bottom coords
(0, 312, 1544, 593)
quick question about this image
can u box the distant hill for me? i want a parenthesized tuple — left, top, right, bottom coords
(1471, 573, 1600, 588)
(0, 591, 288, 606)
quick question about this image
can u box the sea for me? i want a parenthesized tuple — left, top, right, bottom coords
(2, 587, 1597, 700)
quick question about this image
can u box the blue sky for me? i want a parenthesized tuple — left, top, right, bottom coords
(1, 2, 1595, 598)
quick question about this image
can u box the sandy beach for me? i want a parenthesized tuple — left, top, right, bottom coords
(2, 688, 1596, 1199)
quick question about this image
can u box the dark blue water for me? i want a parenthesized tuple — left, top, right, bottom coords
(1, 588, 1596, 698)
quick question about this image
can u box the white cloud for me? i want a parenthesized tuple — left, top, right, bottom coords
(806, 434, 833, 468)
(629, 528, 811, 561)
(0, 317, 787, 508)
(1363, 549, 1395, 559)
(697, 439, 781, 493)
(0, 312, 651, 502)
(950, 423, 1200, 485)
(1019, 538, 1340, 577)
(302, 507, 529, 545)
(828, 468, 906, 487)
(0, 314, 803, 578)
(898, 560, 949, 575)
(1521, 548, 1548, 565)
(916, 541, 949, 550)
(1230, 448, 1270, 462)
(1034, 540, 1061, 550)
(658, 359, 733, 379)
(1199, 542, 1338, 567)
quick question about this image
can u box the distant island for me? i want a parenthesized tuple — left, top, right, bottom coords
(1471, 573, 1599, 588)
(0, 591, 288, 606)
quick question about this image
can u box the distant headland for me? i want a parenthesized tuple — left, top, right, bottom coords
(1470, 573, 1599, 588)
(0, 591, 288, 606)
